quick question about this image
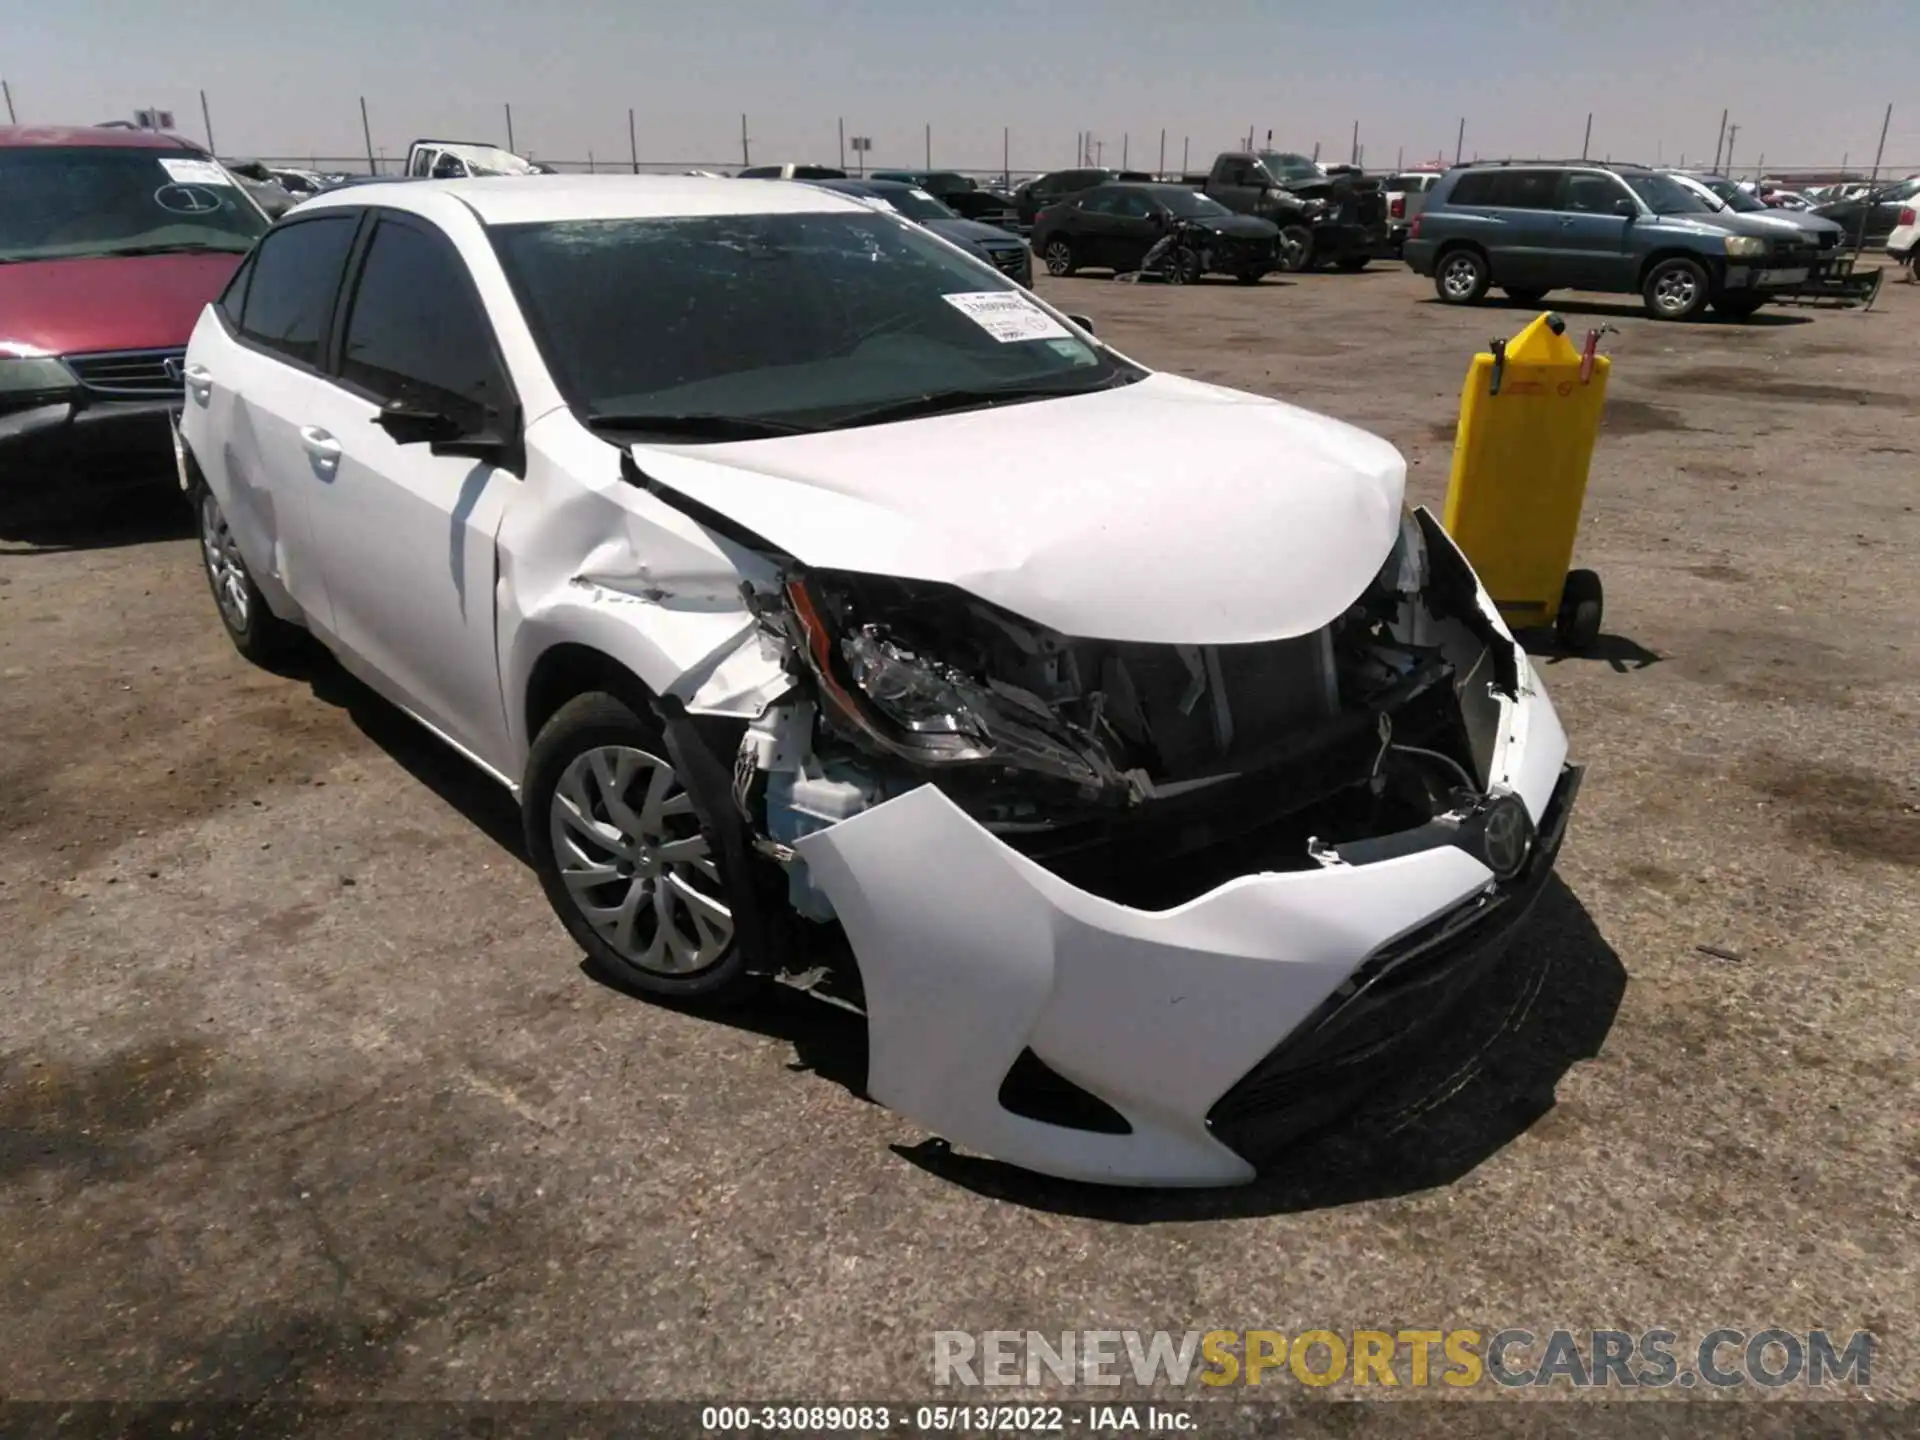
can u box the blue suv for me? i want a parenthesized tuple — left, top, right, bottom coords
(1404, 163, 1830, 320)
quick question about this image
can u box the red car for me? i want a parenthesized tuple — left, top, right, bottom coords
(1, 126, 269, 484)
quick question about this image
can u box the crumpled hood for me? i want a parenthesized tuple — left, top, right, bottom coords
(627, 372, 1405, 645)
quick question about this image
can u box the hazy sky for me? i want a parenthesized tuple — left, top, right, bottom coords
(10, 0, 1916, 175)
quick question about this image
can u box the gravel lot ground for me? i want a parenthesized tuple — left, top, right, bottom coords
(2, 264, 1916, 1421)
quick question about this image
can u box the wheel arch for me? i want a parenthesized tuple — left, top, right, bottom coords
(522, 641, 660, 754)
(1637, 246, 1722, 289)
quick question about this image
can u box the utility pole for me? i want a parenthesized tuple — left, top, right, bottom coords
(838, 116, 845, 171)
(2, 79, 14, 125)
(1712, 108, 1728, 172)
(1396, 145, 1403, 170)
(1122, 132, 1128, 168)
(1855, 101, 1893, 255)
(505, 103, 515, 154)
(1581, 112, 1592, 160)
(740, 114, 749, 167)
(1182, 136, 1189, 173)
(924, 122, 931, 168)
(200, 89, 215, 152)
(1003, 126, 1009, 188)
(1455, 117, 1465, 166)
(1723, 121, 1738, 176)
(628, 108, 638, 173)
(1158, 127, 1165, 176)
(1351, 120, 1359, 166)
(360, 96, 376, 174)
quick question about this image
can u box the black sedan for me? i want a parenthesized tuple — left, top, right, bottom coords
(1814, 174, 1920, 249)
(805, 178, 1032, 286)
(870, 169, 1017, 226)
(1031, 183, 1280, 283)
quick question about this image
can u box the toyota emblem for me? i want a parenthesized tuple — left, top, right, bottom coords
(1480, 795, 1535, 881)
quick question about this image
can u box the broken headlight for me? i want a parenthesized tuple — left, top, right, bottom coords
(783, 573, 1130, 794)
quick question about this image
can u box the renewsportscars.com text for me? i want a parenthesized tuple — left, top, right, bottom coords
(933, 1328, 1876, 1390)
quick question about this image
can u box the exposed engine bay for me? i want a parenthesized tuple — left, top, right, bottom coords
(731, 506, 1521, 921)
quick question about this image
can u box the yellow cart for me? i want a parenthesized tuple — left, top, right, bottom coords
(1441, 311, 1608, 650)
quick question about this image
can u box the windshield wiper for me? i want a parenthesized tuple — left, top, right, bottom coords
(826, 374, 1138, 431)
(584, 412, 815, 440)
(90, 243, 254, 257)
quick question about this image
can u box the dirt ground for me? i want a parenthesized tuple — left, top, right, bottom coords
(2, 264, 1916, 1422)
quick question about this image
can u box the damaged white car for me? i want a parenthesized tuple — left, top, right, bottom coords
(177, 176, 1579, 1187)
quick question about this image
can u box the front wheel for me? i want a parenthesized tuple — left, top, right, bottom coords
(1434, 248, 1490, 304)
(524, 691, 753, 1003)
(1041, 237, 1077, 277)
(1712, 293, 1766, 320)
(1275, 225, 1314, 272)
(194, 480, 300, 664)
(1644, 257, 1710, 320)
(1165, 246, 1202, 285)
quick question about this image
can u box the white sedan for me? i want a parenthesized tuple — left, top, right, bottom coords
(176, 175, 1578, 1186)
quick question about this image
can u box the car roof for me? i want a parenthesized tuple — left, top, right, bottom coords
(0, 125, 202, 150)
(807, 177, 917, 195)
(291, 174, 871, 226)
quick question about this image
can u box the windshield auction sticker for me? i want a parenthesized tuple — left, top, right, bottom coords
(157, 158, 233, 186)
(942, 291, 1070, 343)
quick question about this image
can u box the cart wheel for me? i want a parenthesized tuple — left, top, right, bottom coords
(1556, 569, 1604, 651)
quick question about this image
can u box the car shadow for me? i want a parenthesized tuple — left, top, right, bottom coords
(1418, 296, 1815, 327)
(888, 877, 1625, 1221)
(261, 640, 530, 860)
(1522, 629, 1666, 673)
(0, 473, 193, 553)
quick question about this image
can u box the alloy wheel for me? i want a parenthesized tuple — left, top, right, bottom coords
(1442, 255, 1482, 299)
(548, 745, 733, 976)
(1043, 240, 1074, 275)
(199, 491, 251, 632)
(1653, 268, 1700, 315)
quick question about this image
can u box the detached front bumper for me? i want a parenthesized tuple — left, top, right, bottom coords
(0, 394, 180, 486)
(793, 656, 1575, 1187)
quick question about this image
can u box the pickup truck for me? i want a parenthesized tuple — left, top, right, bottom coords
(405, 139, 548, 179)
(1198, 152, 1388, 271)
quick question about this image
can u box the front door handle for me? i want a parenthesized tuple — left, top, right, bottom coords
(182, 362, 214, 403)
(299, 426, 342, 472)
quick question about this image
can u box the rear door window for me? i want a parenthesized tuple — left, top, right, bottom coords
(237, 213, 358, 368)
(1559, 172, 1627, 213)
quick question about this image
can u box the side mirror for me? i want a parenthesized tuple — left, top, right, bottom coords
(1066, 314, 1095, 335)
(373, 400, 464, 446)
(1612, 197, 1639, 219)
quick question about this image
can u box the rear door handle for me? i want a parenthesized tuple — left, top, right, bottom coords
(299, 426, 342, 472)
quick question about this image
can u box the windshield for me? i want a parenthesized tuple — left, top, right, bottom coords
(1701, 179, 1763, 212)
(491, 211, 1137, 433)
(0, 146, 267, 263)
(1621, 173, 1717, 215)
(1159, 189, 1233, 219)
(877, 187, 958, 222)
(1256, 152, 1324, 185)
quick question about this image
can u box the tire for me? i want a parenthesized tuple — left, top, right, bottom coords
(524, 691, 754, 1004)
(1643, 257, 1710, 320)
(192, 478, 300, 664)
(1335, 253, 1370, 272)
(1041, 236, 1077, 277)
(1275, 225, 1314, 272)
(1166, 247, 1201, 285)
(1503, 288, 1548, 305)
(1556, 569, 1604, 652)
(1712, 293, 1766, 320)
(1434, 247, 1490, 304)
